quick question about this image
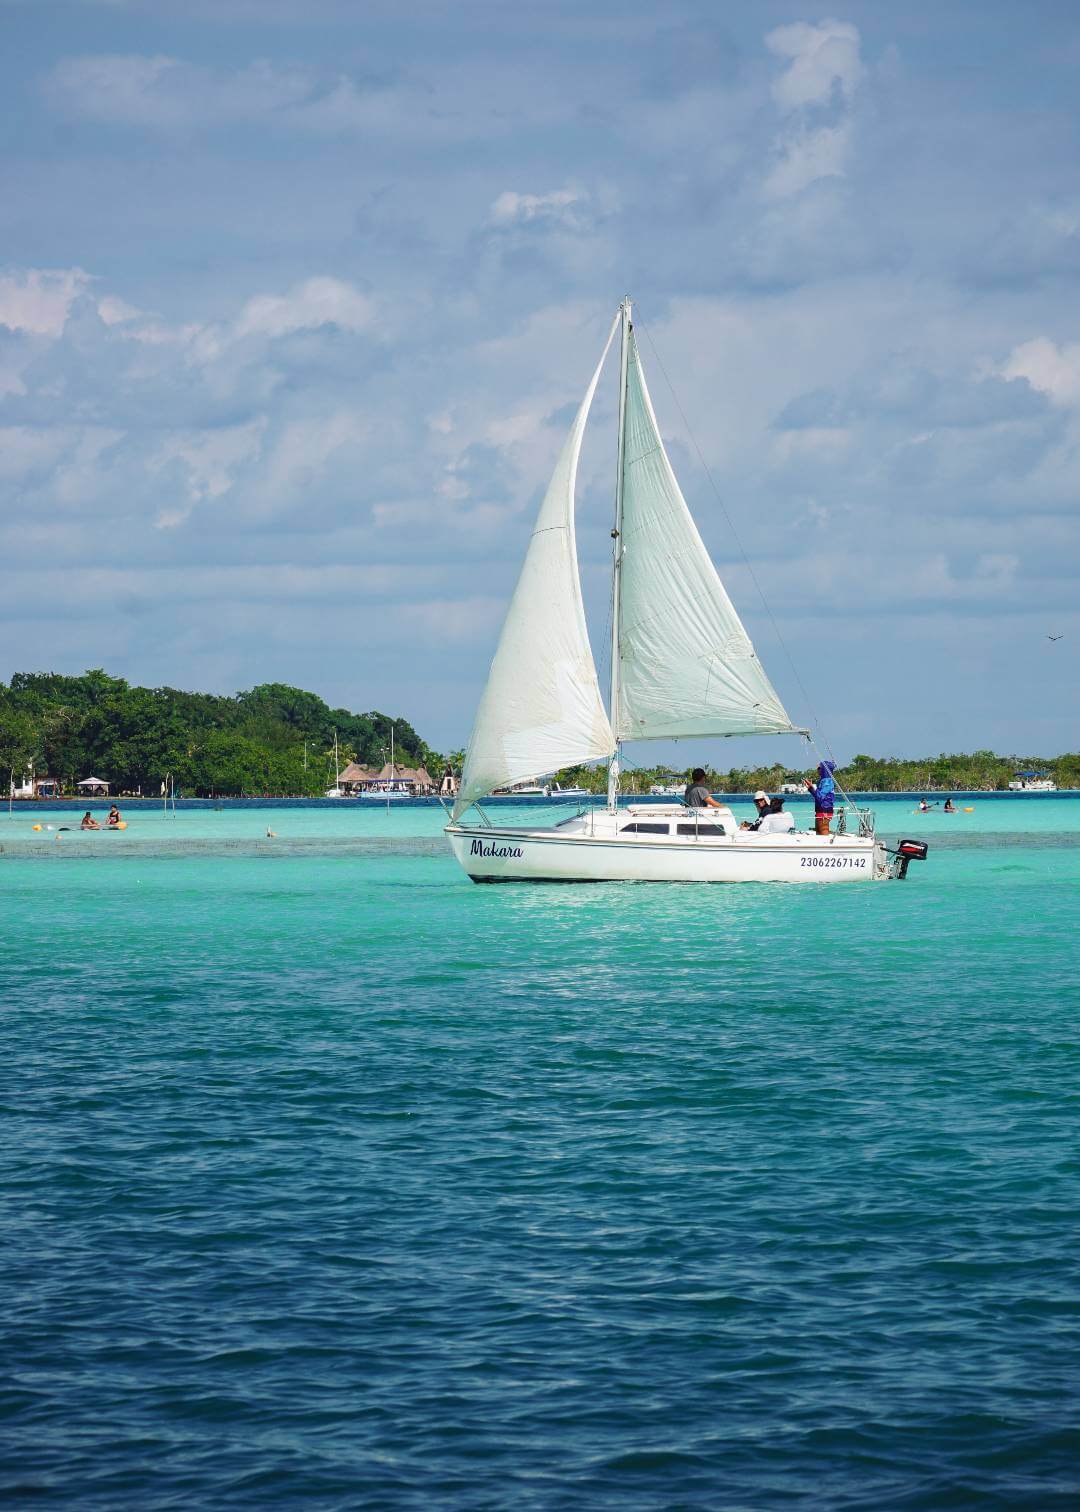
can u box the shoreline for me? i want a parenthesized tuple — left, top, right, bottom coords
(6, 789, 1077, 812)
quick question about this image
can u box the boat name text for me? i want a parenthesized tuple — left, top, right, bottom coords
(470, 839, 524, 859)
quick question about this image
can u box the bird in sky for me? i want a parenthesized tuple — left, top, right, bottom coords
(1048, 633, 1063, 641)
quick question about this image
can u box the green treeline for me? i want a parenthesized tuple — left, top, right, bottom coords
(556, 749, 1078, 794)
(3, 669, 1074, 797)
(0, 670, 437, 797)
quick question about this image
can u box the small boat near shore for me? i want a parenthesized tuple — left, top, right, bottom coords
(492, 778, 592, 799)
(1008, 770, 1056, 791)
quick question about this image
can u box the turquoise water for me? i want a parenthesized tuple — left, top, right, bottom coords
(3, 801, 1079, 1506)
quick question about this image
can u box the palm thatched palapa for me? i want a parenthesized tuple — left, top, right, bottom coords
(337, 761, 436, 795)
(336, 763, 381, 794)
(376, 762, 436, 794)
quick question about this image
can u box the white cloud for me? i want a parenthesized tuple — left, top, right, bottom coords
(1000, 338, 1080, 408)
(772, 425, 852, 462)
(762, 122, 852, 200)
(44, 53, 420, 136)
(0, 424, 123, 483)
(0, 425, 74, 479)
(0, 563, 459, 619)
(234, 276, 374, 340)
(395, 595, 505, 644)
(761, 21, 863, 200)
(765, 19, 863, 112)
(0, 268, 91, 336)
(46, 54, 180, 126)
(97, 295, 142, 326)
(151, 418, 267, 529)
(488, 188, 588, 230)
(116, 274, 375, 369)
(259, 410, 367, 506)
(485, 401, 551, 449)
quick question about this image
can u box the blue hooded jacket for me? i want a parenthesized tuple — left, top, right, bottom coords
(811, 760, 836, 813)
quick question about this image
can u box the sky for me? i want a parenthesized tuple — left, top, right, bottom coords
(1, 0, 1077, 766)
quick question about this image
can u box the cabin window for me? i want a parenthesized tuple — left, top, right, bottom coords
(677, 823, 725, 837)
(620, 822, 669, 834)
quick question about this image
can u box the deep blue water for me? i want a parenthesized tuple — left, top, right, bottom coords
(3, 803, 1079, 1507)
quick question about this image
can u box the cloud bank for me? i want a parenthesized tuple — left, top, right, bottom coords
(1, 3, 1078, 758)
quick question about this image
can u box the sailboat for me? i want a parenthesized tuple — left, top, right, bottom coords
(359, 724, 412, 802)
(445, 301, 899, 884)
(324, 730, 346, 798)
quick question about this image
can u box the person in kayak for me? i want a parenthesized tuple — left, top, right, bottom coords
(805, 761, 837, 835)
(80, 811, 101, 830)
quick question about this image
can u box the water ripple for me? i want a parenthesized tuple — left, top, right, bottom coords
(2, 833, 1079, 1507)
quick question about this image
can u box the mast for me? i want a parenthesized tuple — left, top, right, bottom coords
(606, 297, 631, 812)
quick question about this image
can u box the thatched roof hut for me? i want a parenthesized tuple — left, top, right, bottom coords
(337, 763, 379, 788)
(374, 762, 436, 793)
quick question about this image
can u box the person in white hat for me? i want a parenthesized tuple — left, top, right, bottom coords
(740, 790, 771, 831)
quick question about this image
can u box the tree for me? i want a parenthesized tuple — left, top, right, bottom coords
(0, 708, 41, 787)
(0, 671, 437, 796)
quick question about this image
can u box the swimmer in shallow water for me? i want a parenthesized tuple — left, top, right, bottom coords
(943, 798, 957, 813)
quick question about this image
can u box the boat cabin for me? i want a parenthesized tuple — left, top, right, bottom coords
(1007, 770, 1056, 791)
(552, 802, 741, 841)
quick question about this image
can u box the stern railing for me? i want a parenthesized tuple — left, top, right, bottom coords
(834, 805, 876, 838)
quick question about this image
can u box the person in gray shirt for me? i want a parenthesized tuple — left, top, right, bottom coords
(683, 767, 727, 810)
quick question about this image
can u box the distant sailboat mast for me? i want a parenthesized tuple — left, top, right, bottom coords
(607, 297, 631, 813)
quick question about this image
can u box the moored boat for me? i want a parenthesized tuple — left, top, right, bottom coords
(1007, 770, 1056, 791)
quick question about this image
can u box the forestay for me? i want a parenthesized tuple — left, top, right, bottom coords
(614, 330, 799, 742)
(452, 316, 619, 819)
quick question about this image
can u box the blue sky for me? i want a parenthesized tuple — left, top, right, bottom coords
(1, 0, 1077, 764)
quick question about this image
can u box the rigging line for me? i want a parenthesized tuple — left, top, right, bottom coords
(635, 314, 839, 768)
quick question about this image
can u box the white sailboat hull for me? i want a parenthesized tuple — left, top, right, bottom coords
(446, 808, 886, 884)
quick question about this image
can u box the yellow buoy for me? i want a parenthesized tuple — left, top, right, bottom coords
(117, 821, 128, 830)
(32, 823, 42, 831)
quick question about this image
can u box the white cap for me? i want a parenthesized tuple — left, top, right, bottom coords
(753, 790, 769, 801)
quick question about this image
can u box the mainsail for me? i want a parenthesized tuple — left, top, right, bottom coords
(613, 328, 799, 742)
(452, 316, 619, 819)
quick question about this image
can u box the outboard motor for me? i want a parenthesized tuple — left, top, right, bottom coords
(890, 838, 929, 880)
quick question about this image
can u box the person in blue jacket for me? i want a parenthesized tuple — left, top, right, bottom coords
(805, 760, 837, 834)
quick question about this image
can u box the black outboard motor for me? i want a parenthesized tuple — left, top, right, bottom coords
(890, 838, 929, 880)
